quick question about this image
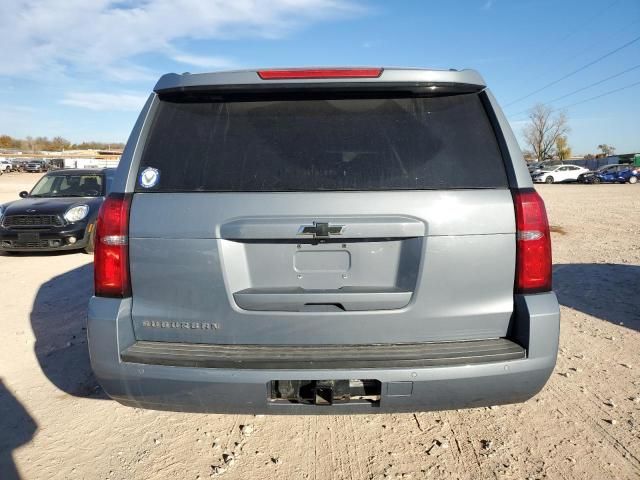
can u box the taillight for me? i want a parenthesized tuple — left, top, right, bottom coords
(257, 68, 383, 80)
(512, 188, 552, 294)
(94, 193, 132, 297)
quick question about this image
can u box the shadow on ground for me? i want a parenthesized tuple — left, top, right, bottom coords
(554, 263, 640, 332)
(0, 379, 37, 480)
(30, 263, 106, 399)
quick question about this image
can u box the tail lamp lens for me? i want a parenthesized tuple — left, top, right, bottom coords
(94, 193, 132, 297)
(512, 189, 552, 293)
(257, 68, 383, 80)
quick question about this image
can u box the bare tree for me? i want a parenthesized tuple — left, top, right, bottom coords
(50, 136, 71, 151)
(0, 135, 13, 149)
(22, 136, 35, 152)
(522, 150, 535, 163)
(523, 104, 570, 161)
(597, 144, 615, 156)
(1, 133, 125, 152)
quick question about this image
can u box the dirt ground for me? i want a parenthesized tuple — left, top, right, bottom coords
(0, 171, 638, 480)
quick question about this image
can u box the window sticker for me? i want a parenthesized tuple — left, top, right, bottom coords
(139, 167, 160, 189)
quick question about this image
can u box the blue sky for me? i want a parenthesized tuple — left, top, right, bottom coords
(1, 0, 638, 154)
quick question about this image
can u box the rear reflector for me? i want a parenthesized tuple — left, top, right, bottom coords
(512, 188, 552, 294)
(94, 193, 132, 298)
(257, 68, 383, 80)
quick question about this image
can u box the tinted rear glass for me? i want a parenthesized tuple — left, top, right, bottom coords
(137, 93, 508, 191)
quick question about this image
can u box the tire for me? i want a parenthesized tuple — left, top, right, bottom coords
(593, 177, 601, 184)
(83, 225, 96, 254)
(545, 176, 554, 184)
(629, 176, 638, 184)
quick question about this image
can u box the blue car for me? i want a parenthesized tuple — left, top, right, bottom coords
(579, 164, 638, 184)
(618, 167, 639, 184)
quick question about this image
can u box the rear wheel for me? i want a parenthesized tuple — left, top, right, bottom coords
(593, 177, 601, 184)
(545, 176, 554, 184)
(629, 176, 638, 184)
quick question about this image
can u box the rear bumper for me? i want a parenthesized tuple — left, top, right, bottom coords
(87, 293, 560, 414)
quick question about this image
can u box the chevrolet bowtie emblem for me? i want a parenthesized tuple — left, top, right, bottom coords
(297, 222, 344, 239)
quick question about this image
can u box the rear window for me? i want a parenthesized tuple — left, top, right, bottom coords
(137, 93, 508, 192)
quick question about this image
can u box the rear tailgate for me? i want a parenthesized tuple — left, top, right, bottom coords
(128, 85, 516, 345)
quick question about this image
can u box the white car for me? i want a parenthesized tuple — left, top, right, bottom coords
(533, 164, 590, 184)
(0, 160, 12, 173)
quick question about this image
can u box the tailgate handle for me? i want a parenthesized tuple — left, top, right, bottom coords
(233, 288, 412, 311)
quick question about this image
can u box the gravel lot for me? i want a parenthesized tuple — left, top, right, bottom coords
(1, 172, 639, 480)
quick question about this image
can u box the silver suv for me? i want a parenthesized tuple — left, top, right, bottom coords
(88, 67, 559, 413)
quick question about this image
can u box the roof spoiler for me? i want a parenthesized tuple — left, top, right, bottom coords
(153, 67, 486, 95)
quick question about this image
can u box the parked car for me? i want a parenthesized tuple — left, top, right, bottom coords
(528, 160, 564, 175)
(87, 67, 559, 414)
(579, 164, 638, 184)
(527, 162, 543, 173)
(11, 159, 26, 172)
(0, 168, 115, 253)
(532, 164, 589, 183)
(618, 167, 639, 184)
(0, 160, 13, 173)
(23, 160, 48, 173)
